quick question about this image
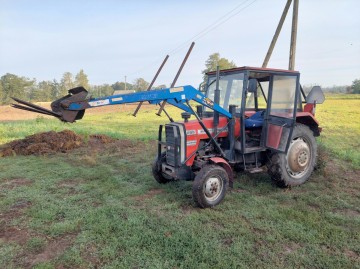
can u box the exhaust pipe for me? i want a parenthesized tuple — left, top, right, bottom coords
(213, 66, 220, 135)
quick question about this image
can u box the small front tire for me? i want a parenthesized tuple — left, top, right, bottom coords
(192, 165, 228, 208)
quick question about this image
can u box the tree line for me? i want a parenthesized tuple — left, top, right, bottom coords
(0, 70, 168, 105)
(0, 53, 237, 105)
(1, 53, 358, 105)
(303, 82, 360, 94)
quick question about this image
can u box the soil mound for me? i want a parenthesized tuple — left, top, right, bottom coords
(88, 134, 117, 144)
(0, 130, 117, 157)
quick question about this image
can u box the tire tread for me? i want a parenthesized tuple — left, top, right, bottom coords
(192, 164, 228, 208)
(267, 124, 317, 187)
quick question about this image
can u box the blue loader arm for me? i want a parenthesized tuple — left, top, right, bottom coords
(68, 85, 232, 119)
(11, 85, 231, 123)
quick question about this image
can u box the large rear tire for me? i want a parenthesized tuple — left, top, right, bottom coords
(152, 152, 173, 184)
(267, 124, 317, 187)
(192, 165, 228, 208)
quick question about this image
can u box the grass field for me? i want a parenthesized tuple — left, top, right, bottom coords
(316, 94, 360, 168)
(0, 95, 359, 268)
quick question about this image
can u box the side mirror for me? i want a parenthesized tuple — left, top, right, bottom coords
(306, 86, 325, 104)
(247, 79, 258, 93)
(198, 82, 206, 92)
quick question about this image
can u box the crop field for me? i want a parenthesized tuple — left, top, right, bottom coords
(0, 95, 359, 268)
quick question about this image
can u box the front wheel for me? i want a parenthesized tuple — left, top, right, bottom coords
(267, 124, 317, 187)
(192, 165, 229, 208)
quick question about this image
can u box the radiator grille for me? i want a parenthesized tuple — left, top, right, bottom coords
(165, 125, 178, 166)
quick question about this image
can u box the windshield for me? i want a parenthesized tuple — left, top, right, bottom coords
(205, 72, 244, 112)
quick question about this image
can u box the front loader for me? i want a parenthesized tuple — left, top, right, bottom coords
(12, 65, 325, 208)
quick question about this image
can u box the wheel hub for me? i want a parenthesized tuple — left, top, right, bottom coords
(287, 137, 311, 176)
(204, 177, 222, 201)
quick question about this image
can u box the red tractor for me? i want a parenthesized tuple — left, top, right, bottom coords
(152, 66, 324, 207)
(12, 66, 324, 208)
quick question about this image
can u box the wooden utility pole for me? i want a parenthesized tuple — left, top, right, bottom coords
(289, 0, 299, 70)
(156, 42, 195, 117)
(262, 0, 299, 71)
(132, 55, 169, 117)
(262, 0, 292, 68)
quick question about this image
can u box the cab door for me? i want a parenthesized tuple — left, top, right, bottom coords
(263, 74, 300, 152)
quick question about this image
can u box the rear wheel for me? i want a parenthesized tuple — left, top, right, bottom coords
(192, 165, 228, 208)
(267, 124, 317, 187)
(152, 152, 173, 184)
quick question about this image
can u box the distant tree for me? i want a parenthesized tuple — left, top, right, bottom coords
(351, 79, 360, 94)
(111, 81, 133, 91)
(0, 81, 3, 103)
(75, 69, 89, 89)
(111, 81, 122, 91)
(133, 78, 149, 92)
(0, 73, 35, 104)
(50, 79, 61, 99)
(305, 84, 349, 94)
(29, 82, 42, 101)
(89, 84, 114, 98)
(324, 85, 348, 93)
(154, 84, 167, 89)
(100, 84, 114, 96)
(202, 53, 236, 80)
(32, 80, 52, 101)
(60, 72, 74, 96)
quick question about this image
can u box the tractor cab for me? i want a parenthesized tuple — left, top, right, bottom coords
(204, 66, 303, 155)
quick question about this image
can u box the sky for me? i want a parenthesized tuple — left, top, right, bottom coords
(0, 0, 359, 88)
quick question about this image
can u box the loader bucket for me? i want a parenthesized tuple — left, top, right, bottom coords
(12, 87, 89, 123)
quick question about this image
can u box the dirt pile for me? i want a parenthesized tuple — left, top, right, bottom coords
(88, 134, 117, 144)
(0, 130, 117, 157)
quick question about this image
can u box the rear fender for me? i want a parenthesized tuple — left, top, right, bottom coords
(296, 112, 321, 136)
(209, 157, 234, 187)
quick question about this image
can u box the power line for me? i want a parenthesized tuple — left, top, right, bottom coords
(127, 0, 258, 77)
(193, 0, 258, 42)
(168, 0, 255, 55)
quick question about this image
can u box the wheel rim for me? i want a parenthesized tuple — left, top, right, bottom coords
(203, 176, 223, 202)
(286, 137, 311, 179)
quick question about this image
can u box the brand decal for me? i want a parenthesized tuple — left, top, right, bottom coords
(186, 140, 197, 146)
(169, 87, 184, 93)
(203, 97, 214, 107)
(186, 130, 196, 135)
(198, 128, 228, 135)
(112, 97, 123, 102)
(88, 99, 110, 107)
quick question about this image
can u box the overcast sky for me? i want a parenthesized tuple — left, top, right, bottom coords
(1, 0, 359, 88)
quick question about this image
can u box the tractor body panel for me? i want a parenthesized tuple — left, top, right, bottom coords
(182, 117, 240, 166)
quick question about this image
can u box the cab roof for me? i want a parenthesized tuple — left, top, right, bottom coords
(206, 66, 299, 75)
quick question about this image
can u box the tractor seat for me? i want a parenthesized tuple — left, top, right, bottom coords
(245, 111, 264, 128)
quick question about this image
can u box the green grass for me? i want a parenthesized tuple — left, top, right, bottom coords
(0, 96, 359, 268)
(316, 94, 360, 168)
